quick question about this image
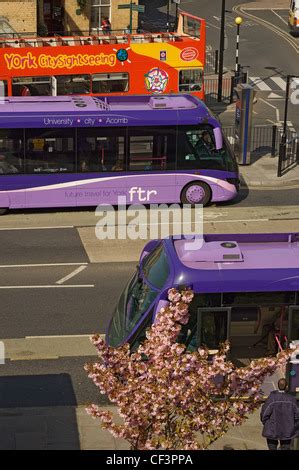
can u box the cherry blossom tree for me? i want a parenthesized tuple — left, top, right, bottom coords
(85, 288, 291, 450)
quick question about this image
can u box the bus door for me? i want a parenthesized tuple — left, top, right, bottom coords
(127, 128, 176, 204)
(76, 128, 127, 206)
(288, 306, 299, 342)
(197, 307, 231, 353)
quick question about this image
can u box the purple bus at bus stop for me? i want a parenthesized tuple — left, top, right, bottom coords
(0, 94, 239, 214)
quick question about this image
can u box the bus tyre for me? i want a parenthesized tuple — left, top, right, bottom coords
(0, 208, 8, 215)
(181, 182, 211, 206)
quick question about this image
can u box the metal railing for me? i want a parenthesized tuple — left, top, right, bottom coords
(0, 25, 178, 40)
(222, 125, 281, 159)
(278, 130, 299, 176)
(205, 71, 248, 105)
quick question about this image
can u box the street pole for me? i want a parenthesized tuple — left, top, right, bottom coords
(166, 0, 170, 32)
(278, 75, 291, 177)
(129, 0, 133, 33)
(282, 75, 291, 140)
(234, 17, 243, 77)
(217, 0, 226, 102)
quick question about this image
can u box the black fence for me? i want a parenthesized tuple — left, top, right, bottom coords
(222, 125, 299, 176)
(278, 130, 299, 176)
(222, 125, 280, 161)
(205, 72, 248, 105)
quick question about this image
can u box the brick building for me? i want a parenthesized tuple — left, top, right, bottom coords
(0, 0, 139, 36)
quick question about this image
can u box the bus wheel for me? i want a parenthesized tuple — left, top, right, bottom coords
(181, 182, 211, 206)
(0, 208, 8, 215)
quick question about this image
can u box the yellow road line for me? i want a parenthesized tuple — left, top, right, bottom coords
(233, 5, 299, 54)
(9, 355, 60, 361)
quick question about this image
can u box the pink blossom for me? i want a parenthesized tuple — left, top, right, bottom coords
(85, 287, 292, 450)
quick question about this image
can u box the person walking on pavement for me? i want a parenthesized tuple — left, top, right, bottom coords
(260, 378, 299, 450)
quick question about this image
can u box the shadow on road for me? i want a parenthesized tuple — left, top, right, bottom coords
(0, 373, 80, 449)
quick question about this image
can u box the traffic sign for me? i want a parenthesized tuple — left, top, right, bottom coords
(132, 5, 145, 12)
(118, 4, 145, 12)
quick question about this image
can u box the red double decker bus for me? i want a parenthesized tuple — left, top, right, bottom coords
(0, 11, 206, 100)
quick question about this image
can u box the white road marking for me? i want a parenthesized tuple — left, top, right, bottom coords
(287, 120, 296, 132)
(268, 92, 283, 99)
(270, 76, 287, 91)
(204, 219, 269, 223)
(206, 21, 220, 30)
(249, 77, 272, 91)
(0, 226, 74, 230)
(0, 285, 94, 289)
(0, 262, 88, 268)
(259, 97, 280, 122)
(56, 265, 87, 285)
(271, 9, 288, 25)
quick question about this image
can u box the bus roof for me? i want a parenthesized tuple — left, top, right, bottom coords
(166, 233, 299, 293)
(0, 94, 218, 129)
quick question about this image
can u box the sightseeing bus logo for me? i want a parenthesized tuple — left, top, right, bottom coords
(180, 47, 198, 62)
(115, 48, 131, 65)
(144, 67, 169, 93)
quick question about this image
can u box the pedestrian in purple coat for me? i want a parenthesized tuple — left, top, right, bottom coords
(260, 378, 299, 450)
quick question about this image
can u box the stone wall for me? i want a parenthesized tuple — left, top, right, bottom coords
(0, 0, 36, 34)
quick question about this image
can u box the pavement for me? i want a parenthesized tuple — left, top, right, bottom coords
(205, 74, 299, 189)
(239, 156, 299, 188)
(1, 364, 298, 450)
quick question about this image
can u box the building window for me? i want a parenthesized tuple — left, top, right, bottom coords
(179, 69, 202, 92)
(92, 73, 129, 93)
(90, 0, 111, 32)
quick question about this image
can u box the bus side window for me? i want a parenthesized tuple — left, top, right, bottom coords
(129, 129, 176, 171)
(25, 130, 75, 173)
(77, 128, 126, 172)
(0, 129, 23, 173)
(0, 80, 8, 97)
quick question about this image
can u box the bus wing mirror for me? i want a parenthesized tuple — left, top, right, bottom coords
(213, 127, 223, 150)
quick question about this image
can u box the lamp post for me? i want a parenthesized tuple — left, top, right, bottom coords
(234, 16, 243, 77)
(217, 0, 226, 102)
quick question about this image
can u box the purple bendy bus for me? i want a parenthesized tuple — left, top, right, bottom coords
(0, 94, 239, 214)
(107, 233, 299, 359)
